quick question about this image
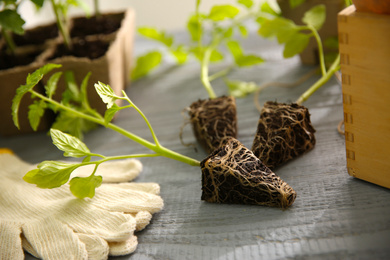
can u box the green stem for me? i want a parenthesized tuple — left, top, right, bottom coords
(121, 91, 161, 147)
(302, 25, 326, 76)
(209, 65, 234, 82)
(50, 0, 72, 50)
(295, 54, 340, 105)
(94, 0, 100, 17)
(1, 30, 16, 55)
(30, 90, 200, 167)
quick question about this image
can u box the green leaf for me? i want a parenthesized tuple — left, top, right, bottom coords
(131, 51, 163, 81)
(138, 27, 173, 47)
(24, 161, 78, 189)
(236, 55, 264, 67)
(30, 0, 44, 7)
(238, 25, 248, 38)
(283, 32, 311, 58)
(104, 103, 121, 125)
(170, 45, 188, 64)
(69, 175, 102, 199)
(208, 5, 239, 21)
(45, 71, 62, 98)
(302, 4, 326, 30)
(260, 2, 279, 16)
(28, 100, 47, 131)
(289, 0, 306, 8)
(51, 111, 97, 140)
(79, 71, 92, 107)
(94, 81, 121, 109)
(225, 79, 258, 98)
(187, 14, 202, 42)
(50, 128, 91, 158)
(238, 0, 253, 9)
(12, 63, 62, 129)
(0, 9, 25, 35)
(62, 71, 80, 103)
(226, 40, 244, 61)
(258, 17, 297, 44)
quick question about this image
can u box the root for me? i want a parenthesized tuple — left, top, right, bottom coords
(201, 138, 297, 208)
(188, 96, 238, 154)
(251, 101, 316, 169)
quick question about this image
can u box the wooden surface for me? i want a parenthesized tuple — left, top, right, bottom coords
(338, 6, 390, 189)
(2, 31, 390, 260)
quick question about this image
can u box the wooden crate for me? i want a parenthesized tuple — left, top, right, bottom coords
(338, 5, 390, 188)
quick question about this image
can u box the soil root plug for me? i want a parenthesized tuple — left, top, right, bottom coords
(201, 137, 297, 208)
(251, 101, 316, 169)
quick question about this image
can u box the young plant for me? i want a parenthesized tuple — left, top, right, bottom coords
(47, 0, 90, 50)
(250, 4, 342, 169)
(0, 0, 43, 54)
(133, 0, 268, 153)
(12, 63, 296, 209)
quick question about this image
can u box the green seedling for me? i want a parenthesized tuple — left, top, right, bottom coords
(132, 0, 266, 98)
(0, 0, 44, 54)
(12, 63, 200, 199)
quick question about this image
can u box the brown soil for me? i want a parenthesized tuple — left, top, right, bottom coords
(48, 38, 110, 60)
(201, 137, 297, 208)
(12, 23, 58, 46)
(251, 101, 316, 169)
(71, 13, 124, 37)
(0, 47, 42, 70)
(188, 96, 238, 154)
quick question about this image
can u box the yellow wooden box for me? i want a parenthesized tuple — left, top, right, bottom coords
(338, 5, 390, 188)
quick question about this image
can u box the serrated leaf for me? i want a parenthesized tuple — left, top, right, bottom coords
(208, 5, 239, 21)
(94, 81, 121, 109)
(283, 32, 311, 58)
(12, 63, 62, 129)
(131, 51, 162, 81)
(138, 27, 173, 47)
(79, 72, 91, 104)
(236, 55, 264, 67)
(51, 111, 97, 140)
(50, 128, 91, 158)
(0, 9, 25, 34)
(28, 100, 46, 131)
(45, 71, 62, 98)
(238, 0, 253, 9)
(226, 79, 258, 98)
(69, 175, 102, 199)
(104, 103, 121, 125)
(24, 161, 78, 188)
(302, 4, 326, 30)
(63, 71, 80, 103)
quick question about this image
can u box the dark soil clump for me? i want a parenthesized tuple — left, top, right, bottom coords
(251, 101, 316, 169)
(49, 38, 110, 60)
(12, 23, 58, 46)
(189, 96, 237, 154)
(201, 138, 297, 208)
(71, 13, 124, 37)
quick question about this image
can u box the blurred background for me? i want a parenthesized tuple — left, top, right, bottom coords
(19, 0, 238, 32)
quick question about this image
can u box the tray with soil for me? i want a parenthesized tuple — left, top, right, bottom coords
(201, 137, 297, 208)
(251, 101, 316, 169)
(0, 8, 135, 136)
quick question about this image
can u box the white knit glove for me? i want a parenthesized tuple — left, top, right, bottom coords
(0, 149, 163, 260)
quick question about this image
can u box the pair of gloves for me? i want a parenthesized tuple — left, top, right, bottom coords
(0, 148, 164, 259)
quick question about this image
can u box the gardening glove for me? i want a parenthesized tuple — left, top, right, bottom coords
(0, 148, 164, 260)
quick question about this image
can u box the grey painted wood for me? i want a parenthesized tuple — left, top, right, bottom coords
(2, 34, 390, 260)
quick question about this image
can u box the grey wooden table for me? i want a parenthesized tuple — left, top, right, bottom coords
(2, 34, 390, 260)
